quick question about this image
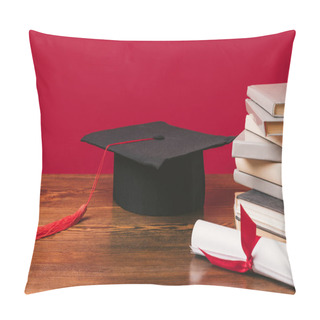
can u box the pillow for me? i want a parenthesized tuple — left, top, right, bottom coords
(26, 30, 295, 294)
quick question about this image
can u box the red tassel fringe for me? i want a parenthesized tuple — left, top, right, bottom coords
(36, 204, 87, 240)
(36, 137, 154, 240)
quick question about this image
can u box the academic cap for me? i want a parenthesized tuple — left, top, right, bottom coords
(81, 121, 234, 216)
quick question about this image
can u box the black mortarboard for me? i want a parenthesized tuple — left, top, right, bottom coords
(81, 121, 234, 216)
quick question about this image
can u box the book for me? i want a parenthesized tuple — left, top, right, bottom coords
(232, 130, 282, 162)
(235, 157, 282, 185)
(233, 191, 286, 242)
(190, 219, 293, 286)
(245, 114, 282, 147)
(247, 83, 287, 117)
(233, 169, 283, 200)
(236, 189, 284, 213)
(234, 217, 286, 243)
(246, 99, 283, 136)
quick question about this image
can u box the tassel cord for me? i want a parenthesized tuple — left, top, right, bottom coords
(36, 138, 154, 240)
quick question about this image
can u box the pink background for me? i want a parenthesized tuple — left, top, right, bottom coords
(30, 30, 295, 174)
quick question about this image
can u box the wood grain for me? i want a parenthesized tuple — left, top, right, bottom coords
(25, 174, 295, 294)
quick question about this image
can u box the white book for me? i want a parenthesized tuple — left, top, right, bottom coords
(234, 190, 286, 241)
(234, 217, 286, 243)
(232, 130, 282, 162)
(234, 211, 285, 238)
(235, 157, 282, 185)
(190, 219, 294, 286)
(233, 169, 283, 200)
(247, 83, 287, 117)
(246, 99, 283, 136)
(234, 206, 285, 238)
(245, 114, 282, 147)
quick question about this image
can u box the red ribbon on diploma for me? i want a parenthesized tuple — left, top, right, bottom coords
(200, 206, 261, 273)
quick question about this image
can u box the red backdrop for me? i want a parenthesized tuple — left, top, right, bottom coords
(30, 30, 295, 174)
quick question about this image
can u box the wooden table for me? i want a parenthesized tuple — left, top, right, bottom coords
(25, 174, 295, 294)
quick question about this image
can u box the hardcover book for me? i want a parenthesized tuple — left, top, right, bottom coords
(233, 169, 283, 200)
(237, 189, 284, 213)
(234, 217, 286, 242)
(235, 157, 282, 185)
(247, 83, 287, 117)
(234, 191, 285, 241)
(246, 99, 283, 136)
(232, 130, 282, 162)
(245, 114, 282, 146)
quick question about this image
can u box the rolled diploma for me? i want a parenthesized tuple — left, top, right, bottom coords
(190, 219, 294, 286)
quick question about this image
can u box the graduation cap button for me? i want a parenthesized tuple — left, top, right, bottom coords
(153, 135, 165, 140)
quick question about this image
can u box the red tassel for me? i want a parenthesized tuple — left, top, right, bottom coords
(36, 137, 154, 240)
(36, 204, 87, 240)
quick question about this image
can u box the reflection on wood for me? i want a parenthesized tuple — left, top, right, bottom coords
(25, 174, 294, 294)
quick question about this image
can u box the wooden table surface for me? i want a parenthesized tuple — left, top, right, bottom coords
(25, 174, 295, 294)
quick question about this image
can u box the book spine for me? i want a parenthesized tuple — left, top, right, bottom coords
(245, 115, 283, 147)
(245, 99, 267, 136)
(233, 169, 283, 200)
(247, 86, 275, 116)
(231, 132, 282, 162)
(235, 158, 282, 185)
(234, 203, 285, 232)
(233, 194, 286, 242)
(236, 189, 284, 213)
(234, 216, 286, 243)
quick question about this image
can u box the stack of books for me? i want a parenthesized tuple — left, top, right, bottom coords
(232, 83, 287, 242)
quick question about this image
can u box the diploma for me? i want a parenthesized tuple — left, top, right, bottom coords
(190, 216, 294, 286)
